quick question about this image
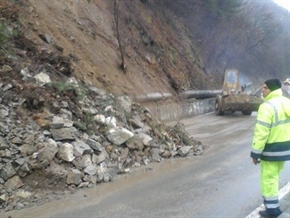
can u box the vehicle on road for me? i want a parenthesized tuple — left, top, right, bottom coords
(215, 68, 263, 116)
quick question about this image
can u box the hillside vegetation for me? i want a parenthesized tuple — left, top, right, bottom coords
(167, 0, 290, 85)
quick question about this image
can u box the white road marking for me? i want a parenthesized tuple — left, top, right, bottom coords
(245, 182, 290, 218)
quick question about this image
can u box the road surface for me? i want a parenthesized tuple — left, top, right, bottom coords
(3, 112, 290, 218)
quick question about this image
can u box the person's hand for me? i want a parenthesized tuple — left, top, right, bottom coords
(252, 158, 260, 165)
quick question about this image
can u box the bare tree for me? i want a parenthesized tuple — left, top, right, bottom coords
(244, 2, 281, 51)
(114, 0, 126, 73)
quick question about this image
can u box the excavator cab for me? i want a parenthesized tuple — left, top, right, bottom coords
(223, 69, 240, 95)
(215, 69, 263, 116)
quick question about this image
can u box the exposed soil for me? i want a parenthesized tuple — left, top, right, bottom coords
(16, 0, 212, 97)
(0, 0, 214, 127)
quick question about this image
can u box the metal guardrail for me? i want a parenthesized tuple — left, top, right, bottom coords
(180, 90, 222, 99)
(132, 93, 173, 102)
(132, 90, 222, 102)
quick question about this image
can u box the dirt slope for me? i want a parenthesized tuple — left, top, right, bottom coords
(19, 0, 209, 98)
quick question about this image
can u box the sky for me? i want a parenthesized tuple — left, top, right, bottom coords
(272, 0, 290, 11)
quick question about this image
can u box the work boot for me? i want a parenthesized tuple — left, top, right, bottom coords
(259, 209, 282, 218)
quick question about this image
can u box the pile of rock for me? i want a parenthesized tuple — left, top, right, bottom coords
(0, 69, 205, 212)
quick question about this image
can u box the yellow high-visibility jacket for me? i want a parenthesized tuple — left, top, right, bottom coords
(251, 89, 290, 161)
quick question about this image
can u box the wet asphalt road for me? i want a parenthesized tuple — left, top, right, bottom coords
(3, 112, 290, 218)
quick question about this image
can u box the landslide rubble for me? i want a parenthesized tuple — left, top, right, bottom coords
(0, 57, 206, 212)
(0, 0, 207, 213)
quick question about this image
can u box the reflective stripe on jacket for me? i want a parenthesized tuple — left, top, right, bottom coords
(251, 89, 290, 161)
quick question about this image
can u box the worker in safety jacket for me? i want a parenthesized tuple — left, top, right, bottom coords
(251, 78, 290, 218)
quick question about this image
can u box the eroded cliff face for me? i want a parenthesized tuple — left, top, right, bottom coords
(19, 0, 210, 98)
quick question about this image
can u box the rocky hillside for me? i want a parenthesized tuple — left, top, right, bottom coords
(0, 0, 209, 212)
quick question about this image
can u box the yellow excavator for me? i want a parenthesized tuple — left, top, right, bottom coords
(215, 69, 263, 116)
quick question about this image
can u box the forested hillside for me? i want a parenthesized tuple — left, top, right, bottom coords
(165, 0, 290, 86)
